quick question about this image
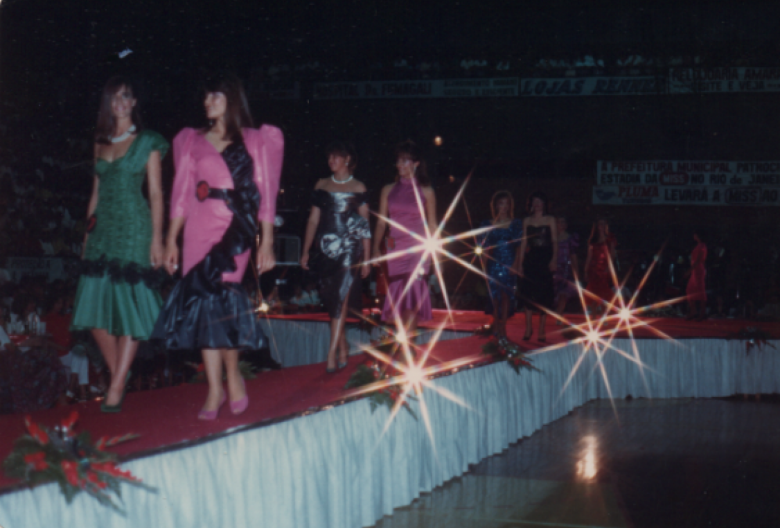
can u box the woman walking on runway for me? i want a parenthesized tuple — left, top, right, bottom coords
(478, 191, 523, 337)
(686, 230, 707, 320)
(584, 218, 617, 313)
(300, 141, 371, 372)
(372, 141, 437, 336)
(153, 72, 283, 420)
(71, 76, 169, 412)
(554, 215, 580, 318)
(516, 192, 557, 342)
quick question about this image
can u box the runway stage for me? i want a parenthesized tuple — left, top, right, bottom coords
(0, 312, 777, 528)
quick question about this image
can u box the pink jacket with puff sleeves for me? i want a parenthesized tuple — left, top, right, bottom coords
(170, 125, 284, 282)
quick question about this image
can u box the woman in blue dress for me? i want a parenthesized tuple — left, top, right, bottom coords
(478, 191, 523, 337)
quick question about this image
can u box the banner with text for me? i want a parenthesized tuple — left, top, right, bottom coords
(594, 160, 780, 206)
(313, 78, 519, 99)
(520, 76, 662, 96)
(669, 68, 780, 94)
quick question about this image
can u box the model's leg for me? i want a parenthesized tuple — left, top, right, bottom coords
(221, 349, 245, 402)
(201, 349, 225, 412)
(491, 298, 501, 334)
(91, 328, 119, 376)
(325, 305, 344, 371)
(336, 301, 350, 365)
(538, 312, 547, 341)
(523, 309, 533, 339)
(499, 294, 510, 337)
(103, 335, 139, 406)
(401, 309, 418, 343)
(555, 294, 567, 323)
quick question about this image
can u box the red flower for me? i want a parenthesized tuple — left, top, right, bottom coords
(196, 181, 210, 202)
(24, 416, 49, 445)
(61, 411, 79, 434)
(95, 437, 107, 450)
(61, 461, 82, 487)
(86, 470, 108, 490)
(92, 462, 140, 482)
(23, 452, 48, 471)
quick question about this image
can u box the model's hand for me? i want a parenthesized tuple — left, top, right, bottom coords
(256, 244, 276, 275)
(163, 243, 179, 275)
(549, 260, 557, 272)
(361, 262, 371, 279)
(150, 239, 165, 269)
(300, 252, 309, 270)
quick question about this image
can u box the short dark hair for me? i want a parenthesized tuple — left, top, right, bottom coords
(95, 76, 144, 145)
(394, 140, 430, 186)
(325, 140, 358, 171)
(202, 71, 254, 143)
(526, 191, 549, 215)
(490, 190, 514, 220)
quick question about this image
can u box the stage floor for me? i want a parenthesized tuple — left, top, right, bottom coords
(1, 312, 777, 492)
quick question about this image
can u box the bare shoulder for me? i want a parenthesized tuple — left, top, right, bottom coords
(421, 185, 436, 198)
(352, 179, 368, 193)
(380, 183, 395, 196)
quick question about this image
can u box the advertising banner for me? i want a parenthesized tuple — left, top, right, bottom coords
(313, 78, 519, 99)
(519, 76, 661, 96)
(668, 68, 780, 94)
(594, 160, 780, 206)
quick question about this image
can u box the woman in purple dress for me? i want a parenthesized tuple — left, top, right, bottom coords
(372, 141, 437, 336)
(554, 215, 580, 318)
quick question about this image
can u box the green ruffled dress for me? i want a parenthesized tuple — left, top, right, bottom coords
(71, 130, 170, 340)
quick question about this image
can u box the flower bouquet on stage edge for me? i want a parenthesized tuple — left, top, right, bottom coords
(344, 336, 418, 419)
(475, 325, 538, 375)
(3, 412, 154, 514)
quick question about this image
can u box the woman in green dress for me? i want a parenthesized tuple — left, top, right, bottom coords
(71, 76, 169, 412)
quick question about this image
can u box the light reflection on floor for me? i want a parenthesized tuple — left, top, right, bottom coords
(372, 398, 780, 528)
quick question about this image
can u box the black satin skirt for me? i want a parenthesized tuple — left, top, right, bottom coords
(151, 253, 266, 351)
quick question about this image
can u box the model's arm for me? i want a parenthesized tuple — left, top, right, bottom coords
(146, 150, 164, 269)
(548, 217, 558, 272)
(300, 205, 321, 270)
(423, 186, 438, 233)
(516, 218, 528, 277)
(254, 126, 285, 275)
(359, 201, 371, 278)
(82, 174, 100, 259)
(164, 129, 195, 275)
(371, 185, 391, 264)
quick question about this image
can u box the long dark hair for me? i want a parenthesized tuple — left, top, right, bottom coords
(326, 140, 358, 171)
(394, 140, 430, 186)
(588, 218, 610, 246)
(526, 191, 549, 215)
(202, 71, 254, 142)
(490, 190, 514, 220)
(94, 76, 144, 145)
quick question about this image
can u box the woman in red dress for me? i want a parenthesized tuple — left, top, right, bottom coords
(584, 218, 617, 313)
(686, 231, 707, 320)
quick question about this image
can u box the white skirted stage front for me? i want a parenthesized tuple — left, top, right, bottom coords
(1, 337, 778, 528)
(260, 317, 468, 367)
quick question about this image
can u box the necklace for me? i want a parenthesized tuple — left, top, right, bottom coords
(331, 174, 353, 184)
(110, 124, 136, 144)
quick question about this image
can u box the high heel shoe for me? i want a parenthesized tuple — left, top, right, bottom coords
(337, 355, 349, 370)
(230, 379, 249, 415)
(198, 392, 227, 421)
(101, 371, 132, 413)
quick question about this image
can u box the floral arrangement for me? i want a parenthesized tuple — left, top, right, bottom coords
(726, 326, 777, 355)
(3, 412, 153, 514)
(480, 335, 537, 374)
(344, 337, 417, 418)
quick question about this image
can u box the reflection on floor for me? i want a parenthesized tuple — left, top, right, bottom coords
(372, 398, 780, 528)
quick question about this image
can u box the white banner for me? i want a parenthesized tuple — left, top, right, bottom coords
(593, 185, 780, 206)
(669, 67, 780, 94)
(519, 76, 661, 96)
(313, 78, 519, 99)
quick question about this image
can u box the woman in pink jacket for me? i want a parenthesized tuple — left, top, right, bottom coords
(153, 72, 283, 420)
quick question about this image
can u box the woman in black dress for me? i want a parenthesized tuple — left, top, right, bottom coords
(300, 141, 371, 372)
(516, 192, 557, 342)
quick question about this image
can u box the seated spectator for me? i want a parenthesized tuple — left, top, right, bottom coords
(43, 293, 88, 401)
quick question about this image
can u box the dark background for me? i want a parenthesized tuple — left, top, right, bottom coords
(0, 0, 778, 297)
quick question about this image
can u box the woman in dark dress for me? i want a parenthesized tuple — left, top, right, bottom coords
(300, 141, 371, 372)
(516, 192, 557, 342)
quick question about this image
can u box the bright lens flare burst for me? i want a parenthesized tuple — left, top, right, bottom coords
(524, 248, 686, 414)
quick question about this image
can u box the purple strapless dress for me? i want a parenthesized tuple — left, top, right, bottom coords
(381, 178, 432, 323)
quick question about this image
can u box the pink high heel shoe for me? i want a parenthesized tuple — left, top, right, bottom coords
(198, 392, 227, 421)
(230, 378, 249, 415)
